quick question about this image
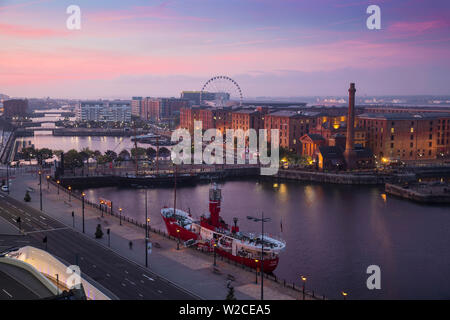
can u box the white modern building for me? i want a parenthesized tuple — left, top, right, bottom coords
(77, 100, 131, 122)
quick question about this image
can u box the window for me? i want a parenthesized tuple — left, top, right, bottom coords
(410, 128, 414, 133)
(391, 135, 394, 141)
(410, 142, 413, 148)
(391, 128, 394, 133)
(390, 143, 394, 148)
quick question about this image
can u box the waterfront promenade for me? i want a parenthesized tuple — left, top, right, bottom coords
(3, 171, 317, 300)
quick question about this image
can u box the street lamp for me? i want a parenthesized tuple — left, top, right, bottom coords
(213, 243, 217, 266)
(56, 180, 60, 194)
(46, 175, 50, 190)
(81, 192, 86, 233)
(145, 189, 149, 268)
(6, 162, 10, 194)
(247, 213, 271, 301)
(176, 229, 180, 250)
(254, 259, 259, 284)
(342, 291, 348, 300)
(119, 207, 122, 226)
(68, 186, 72, 202)
(301, 276, 307, 300)
(38, 170, 43, 211)
(100, 200, 104, 217)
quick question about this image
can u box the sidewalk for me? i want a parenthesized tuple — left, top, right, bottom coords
(7, 172, 303, 300)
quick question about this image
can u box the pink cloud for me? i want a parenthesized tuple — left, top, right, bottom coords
(0, 23, 69, 38)
(87, 4, 212, 23)
(387, 20, 449, 35)
(1, 37, 449, 88)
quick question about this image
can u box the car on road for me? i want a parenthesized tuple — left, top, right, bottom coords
(1, 185, 9, 192)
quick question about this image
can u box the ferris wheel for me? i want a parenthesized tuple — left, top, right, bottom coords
(200, 75, 243, 107)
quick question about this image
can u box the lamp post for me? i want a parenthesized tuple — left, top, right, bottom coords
(119, 208, 122, 226)
(46, 175, 50, 190)
(100, 200, 104, 217)
(81, 192, 86, 233)
(342, 291, 348, 300)
(255, 259, 259, 284)
(176, 229, 180, 250)
(145, 189, 149, 268)
(301, 276, 307, 300)
(213, 243, 217, 266)
(247, 213, 271, 301)
(107, 228, 110, 247)
(56, 180, 60, 194)
(6, 162, 9, 194)
(71, 211, 75, 228)
(38, 170, 42, 211)
(68, 186, 72, 202)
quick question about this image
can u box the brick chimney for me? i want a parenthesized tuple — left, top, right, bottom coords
(344, 83, 357, 169)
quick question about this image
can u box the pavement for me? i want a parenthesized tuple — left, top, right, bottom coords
(0, 169, 301, 300)
(0, 189, 196, 300)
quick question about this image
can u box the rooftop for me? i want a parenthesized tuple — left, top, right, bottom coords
(357, 112, 450, 120)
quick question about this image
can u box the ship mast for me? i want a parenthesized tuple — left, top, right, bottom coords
(173, 164, 177, 214)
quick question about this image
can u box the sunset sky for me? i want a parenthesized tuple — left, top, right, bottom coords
(1, 0, 449, 99)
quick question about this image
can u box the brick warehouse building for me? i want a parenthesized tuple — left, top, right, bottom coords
(264, 110, 319, 154)
(3, 99, 28, 118)
(357, 112, 450, 161)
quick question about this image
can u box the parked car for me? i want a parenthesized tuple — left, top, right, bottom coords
(1, 185, 9, 192)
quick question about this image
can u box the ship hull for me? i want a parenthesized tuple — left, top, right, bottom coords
(162, 217, 199, 242)
(215, 247, 279, 273)
(162, 216, 280, 273)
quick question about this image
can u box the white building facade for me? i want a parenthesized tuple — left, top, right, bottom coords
(77, 100, 131, 122)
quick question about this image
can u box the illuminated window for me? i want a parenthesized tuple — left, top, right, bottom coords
(410, 128, 414, 133)
(391, 128, 394, 133)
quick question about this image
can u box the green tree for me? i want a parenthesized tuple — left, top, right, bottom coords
(36, 148, 53, 164)
(118, 149, 131, 161)
(64, 149, 84, 168)
(131, 147, 147, 159)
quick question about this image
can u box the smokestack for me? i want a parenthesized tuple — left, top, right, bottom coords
(344, 83, 357, 169)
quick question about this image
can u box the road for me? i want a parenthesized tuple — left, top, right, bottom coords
(0, 192, 198, 300)
(0, 270, 38, 300)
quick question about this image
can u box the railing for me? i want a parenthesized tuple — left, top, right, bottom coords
(49, 178, 325, 300)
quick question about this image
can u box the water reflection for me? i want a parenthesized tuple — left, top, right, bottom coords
(81, 179, 450, 299)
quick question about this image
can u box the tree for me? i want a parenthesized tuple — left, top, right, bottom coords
(36, 148, 53, 165)
(118, 149, 131, 161)
(64, 149, 84, 169)
(20, 147, 36, 161)
(24, 191, 31, 202)
(95, 224, 103, 239)
(104, 150, 118, 162)
(131, 147, 147, 159)
(146, 148, 156, 158)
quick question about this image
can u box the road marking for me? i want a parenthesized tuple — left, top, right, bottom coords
(138, 293, 143, 298)
(106, 273, 111, 277)
(25, 227, 70, 235)
(140, 280, 144, 284)
(2, 289, 12, 298)
(142, 274, 154, 281)
(39, 216, 46, 220)
(124, 270, 129, 274)
(92, 265, 96, 268)
(121, 283, 126, 287)
(158, 290, 163, 294)
(125, 278, 135, 286)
